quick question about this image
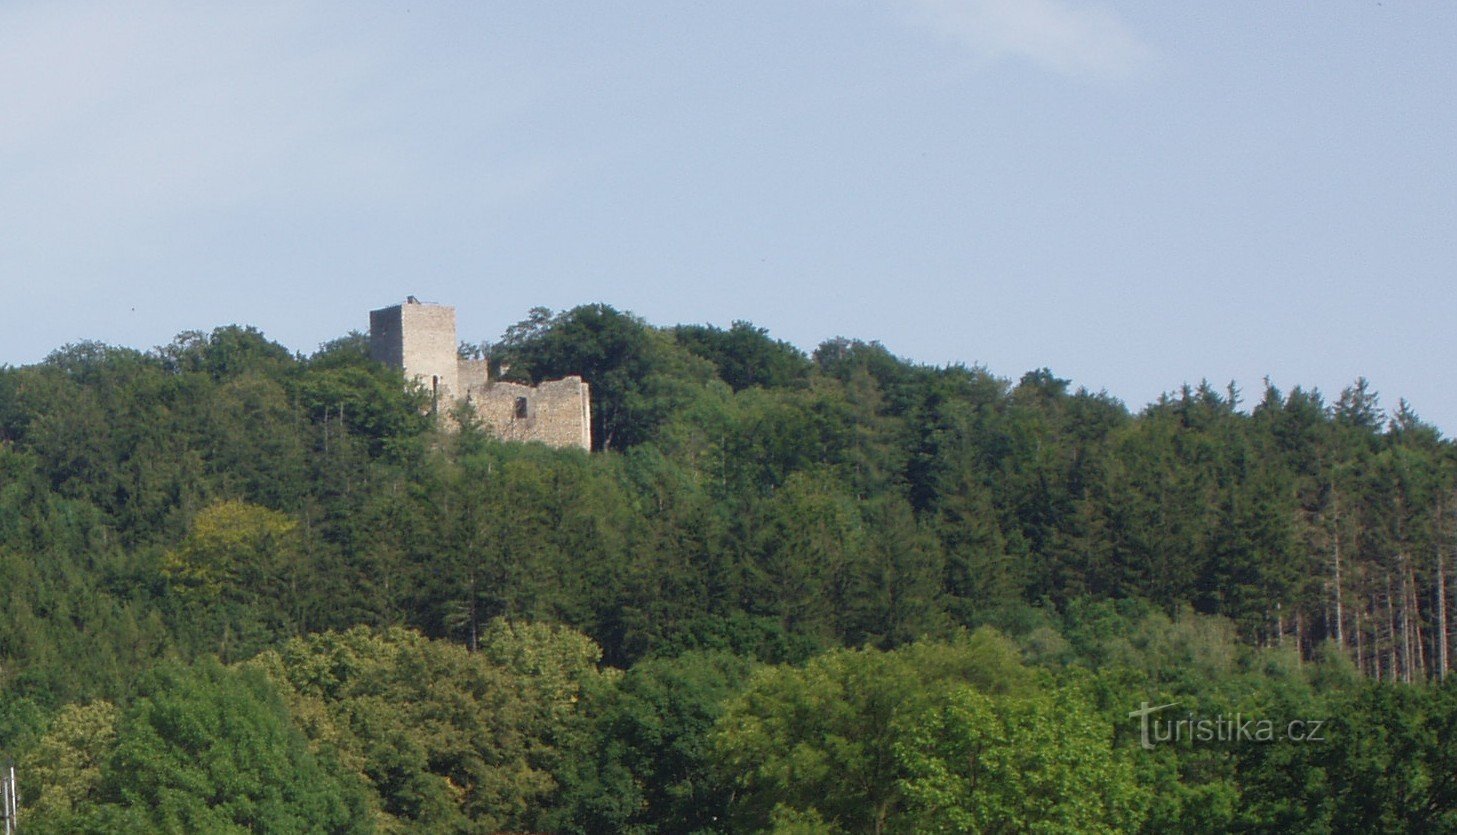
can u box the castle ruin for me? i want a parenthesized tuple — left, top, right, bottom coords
(369, 299, 592, 451)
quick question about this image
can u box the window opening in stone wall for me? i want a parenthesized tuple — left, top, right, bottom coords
(515, 397, 529, 419)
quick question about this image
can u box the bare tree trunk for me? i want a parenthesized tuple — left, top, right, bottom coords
(1399, 565, 1413, 683)
(1386, 576, 1399, 682)
(1334, 490, 1346, 646)
(1356, 605, 1367, 677)
(1373, 593, 1385, 681)
(1408, 566, 1426, 680)
(1440, 543, 1451, 680)
(1440, 495, 1451, 681)
(469, 567, 479, 653)
(1296, 609, 1305, 658)
(1407, 574, 1419, 681)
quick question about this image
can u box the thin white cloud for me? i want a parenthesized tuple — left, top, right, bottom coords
(900, 0, 1152, 80)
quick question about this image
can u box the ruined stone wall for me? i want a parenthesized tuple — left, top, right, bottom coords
(466, 376, 592, 451)
(458, 358, 489, 392)
(370, 298, 592, 451)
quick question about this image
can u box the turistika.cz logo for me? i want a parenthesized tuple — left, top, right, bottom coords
(1127, 701, 1327, 750)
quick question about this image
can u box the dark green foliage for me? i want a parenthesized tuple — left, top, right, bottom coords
(28, 659, 372, 834)
(494, 304, 717, 450)
(1235, 679, 1457, 832)
(554, 650, 756, 833)
(673, 321, 811, 391)
(294, 333, 430, 452)
(156, 326, 296, 381)
(2, 306, 1456, 831)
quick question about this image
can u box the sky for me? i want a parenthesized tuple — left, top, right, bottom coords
(2, 1, 1454, 430)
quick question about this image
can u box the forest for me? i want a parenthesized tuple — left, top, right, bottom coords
(0, 303, 1454, 833)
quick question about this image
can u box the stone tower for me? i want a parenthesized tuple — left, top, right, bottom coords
(369, 298, 460, 407)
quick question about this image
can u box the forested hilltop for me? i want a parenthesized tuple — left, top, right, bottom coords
(1, 303, 1454, 832)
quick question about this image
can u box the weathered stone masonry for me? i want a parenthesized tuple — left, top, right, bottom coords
(369, 299, 460, 402)
(369, 298, 592, 451)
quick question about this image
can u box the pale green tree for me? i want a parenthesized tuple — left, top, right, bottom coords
(894, 686, 1146, 834)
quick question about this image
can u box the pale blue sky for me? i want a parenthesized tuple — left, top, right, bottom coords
(2, 2, 1454, 429)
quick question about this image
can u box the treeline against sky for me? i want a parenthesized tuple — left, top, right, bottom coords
(0, 304, 1455, 831)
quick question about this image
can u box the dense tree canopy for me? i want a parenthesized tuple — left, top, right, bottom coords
(1, 306, 1454, 830)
